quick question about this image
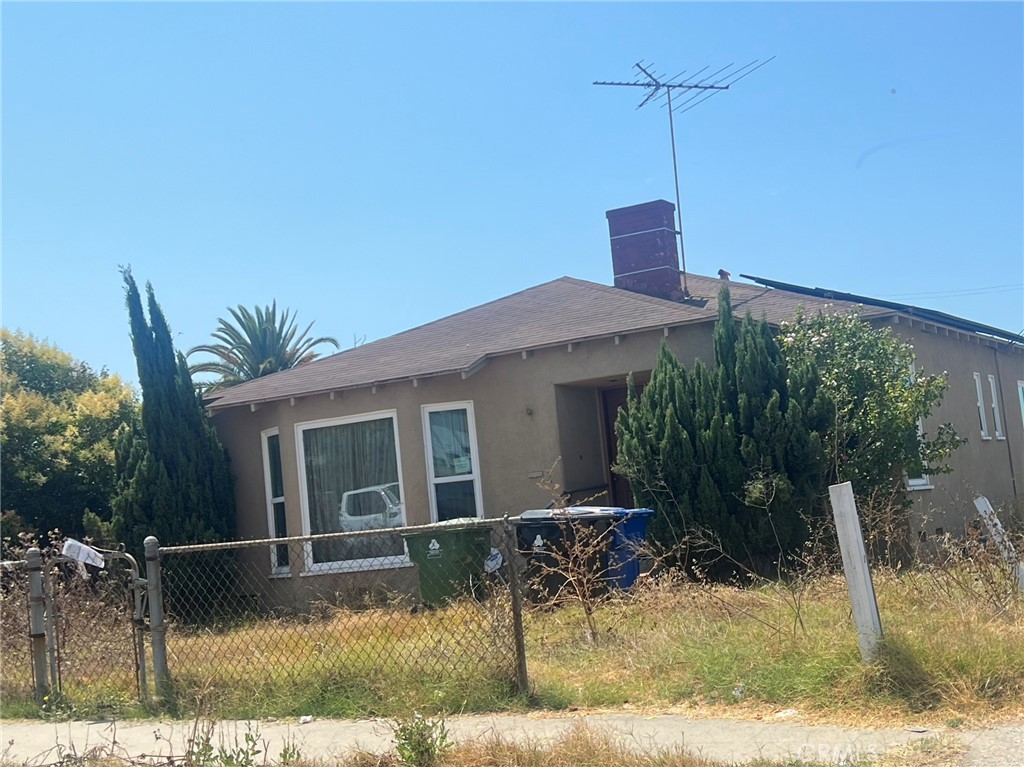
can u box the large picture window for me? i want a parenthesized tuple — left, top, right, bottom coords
(296, 411, 406, 571)
(422, 402, 484, 522)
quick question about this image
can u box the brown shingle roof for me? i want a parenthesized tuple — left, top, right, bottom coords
(684, 274, 893, 326)
(207, 277, 710, 410)
(205, 274, 892, 411)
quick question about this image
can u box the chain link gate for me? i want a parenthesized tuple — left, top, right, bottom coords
(41, 549, 149, 708)
(0, 547, 150, 709)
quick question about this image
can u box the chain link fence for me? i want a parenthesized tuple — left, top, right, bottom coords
(0, 559, 33, 702)
(2, 512, 652, 716)
(0, 550, 145, 712)
(154, 519, 528, 716)
(43, 556, 142, 708)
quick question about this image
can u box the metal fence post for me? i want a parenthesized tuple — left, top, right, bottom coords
(26, 547, 50, 704)
(144, 536, 171, 701)
(502, 518, 530, 696)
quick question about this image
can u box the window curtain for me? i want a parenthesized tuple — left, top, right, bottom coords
(429, 409, 471, 477)
(302, 417, 402, 564)
(429, 408, 478, 521)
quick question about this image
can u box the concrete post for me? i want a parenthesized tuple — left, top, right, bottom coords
(144, 536, 171, 701)
(25, 548, 51, 703)
(828, 482, 883, 663)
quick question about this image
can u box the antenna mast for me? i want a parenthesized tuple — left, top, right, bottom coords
(595, 58, 775, 297)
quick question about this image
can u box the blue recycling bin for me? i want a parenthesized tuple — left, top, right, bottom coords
(608, 508, 655, 588)
(563, 507, 654, 588)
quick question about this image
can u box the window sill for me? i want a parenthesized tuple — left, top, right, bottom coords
(269, 570, 292, 579)
(907, 483, 934, 492)
(300, 555, 413, 576)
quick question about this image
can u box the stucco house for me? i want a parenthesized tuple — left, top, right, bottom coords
(205, 200, 1023, 578)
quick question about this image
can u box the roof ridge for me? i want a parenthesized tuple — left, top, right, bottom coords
(289, 277, 582, 360)
(564, 273, 727, 311)
(206, 277, 597, 400)
(382, 276, 579, 339)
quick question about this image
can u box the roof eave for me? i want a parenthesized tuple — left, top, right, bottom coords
(206, 314, 719, 413)
(741, 274, 1023, 345)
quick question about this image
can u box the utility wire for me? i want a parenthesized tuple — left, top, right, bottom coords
(879, 284, 1022, 299)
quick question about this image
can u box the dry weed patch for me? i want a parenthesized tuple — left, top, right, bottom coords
(527, 566, 1024, 725)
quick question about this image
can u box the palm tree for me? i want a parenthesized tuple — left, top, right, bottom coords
(188, 302, 340, 388)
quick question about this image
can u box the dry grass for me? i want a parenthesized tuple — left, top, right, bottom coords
(526, 565, 1024, 727)
(3, 557, 1022, 726)
(160, 594, 518, 719)
(0, 724, 977, 767)
(875, 735, 965, 767)
(347, 723, 731, 766)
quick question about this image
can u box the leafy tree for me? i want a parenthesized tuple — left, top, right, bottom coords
(112, 269, 235, 548)
(0, 330, 136, 540)
(777, 310, 963, 499)
(187, 302, 339, 388)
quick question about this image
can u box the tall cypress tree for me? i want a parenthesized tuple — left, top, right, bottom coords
(614, 286, 825, 576)
(112, 268, 235, 549)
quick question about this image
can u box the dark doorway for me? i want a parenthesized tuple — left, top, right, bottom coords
(601, 386, 638, 507)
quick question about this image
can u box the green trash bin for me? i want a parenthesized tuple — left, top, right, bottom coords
(402, 519, 493, 607)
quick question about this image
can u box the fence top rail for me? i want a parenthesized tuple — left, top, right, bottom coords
(158, 516, 509, 554)
(1, 559, 27, 571)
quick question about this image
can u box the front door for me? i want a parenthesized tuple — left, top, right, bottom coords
(601, 386, 634, 507)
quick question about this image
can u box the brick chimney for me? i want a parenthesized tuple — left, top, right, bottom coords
(606, 200, 681, 301)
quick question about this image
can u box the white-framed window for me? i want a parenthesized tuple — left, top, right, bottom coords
(905, 364, 931, 490)
(422, 402, 484, 522)
(906, 414, 933, 491)
(974, 372, 991, 439)
(295, 410, 408, 573)
(261, 428, 290, 575)
(988, 375, 1004, 440)
(1018, 381, 1024, 431)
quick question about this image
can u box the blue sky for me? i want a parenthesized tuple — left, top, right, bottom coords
(3, 2, 1022, 386)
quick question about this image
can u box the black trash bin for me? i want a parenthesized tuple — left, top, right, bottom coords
(513, 508, 616, 602)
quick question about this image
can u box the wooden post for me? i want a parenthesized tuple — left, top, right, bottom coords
(828, 482, 883, 662)
(502, 518, 530, 696)
(973, 496, 1024, 594)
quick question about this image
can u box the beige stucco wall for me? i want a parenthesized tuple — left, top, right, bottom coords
(210, 323, 716, 574)
(211, 313, 1021, 579)
(887, 318, 1023, 536)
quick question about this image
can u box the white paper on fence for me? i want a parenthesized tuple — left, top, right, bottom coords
(62, 539, 105, 569)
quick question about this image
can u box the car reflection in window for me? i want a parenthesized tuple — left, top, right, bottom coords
(338, 484, 404, 532)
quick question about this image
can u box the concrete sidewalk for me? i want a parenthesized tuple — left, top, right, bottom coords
(0, 713, 1021, 765)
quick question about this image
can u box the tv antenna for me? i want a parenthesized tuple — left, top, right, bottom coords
(595, 58, 775, 297)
